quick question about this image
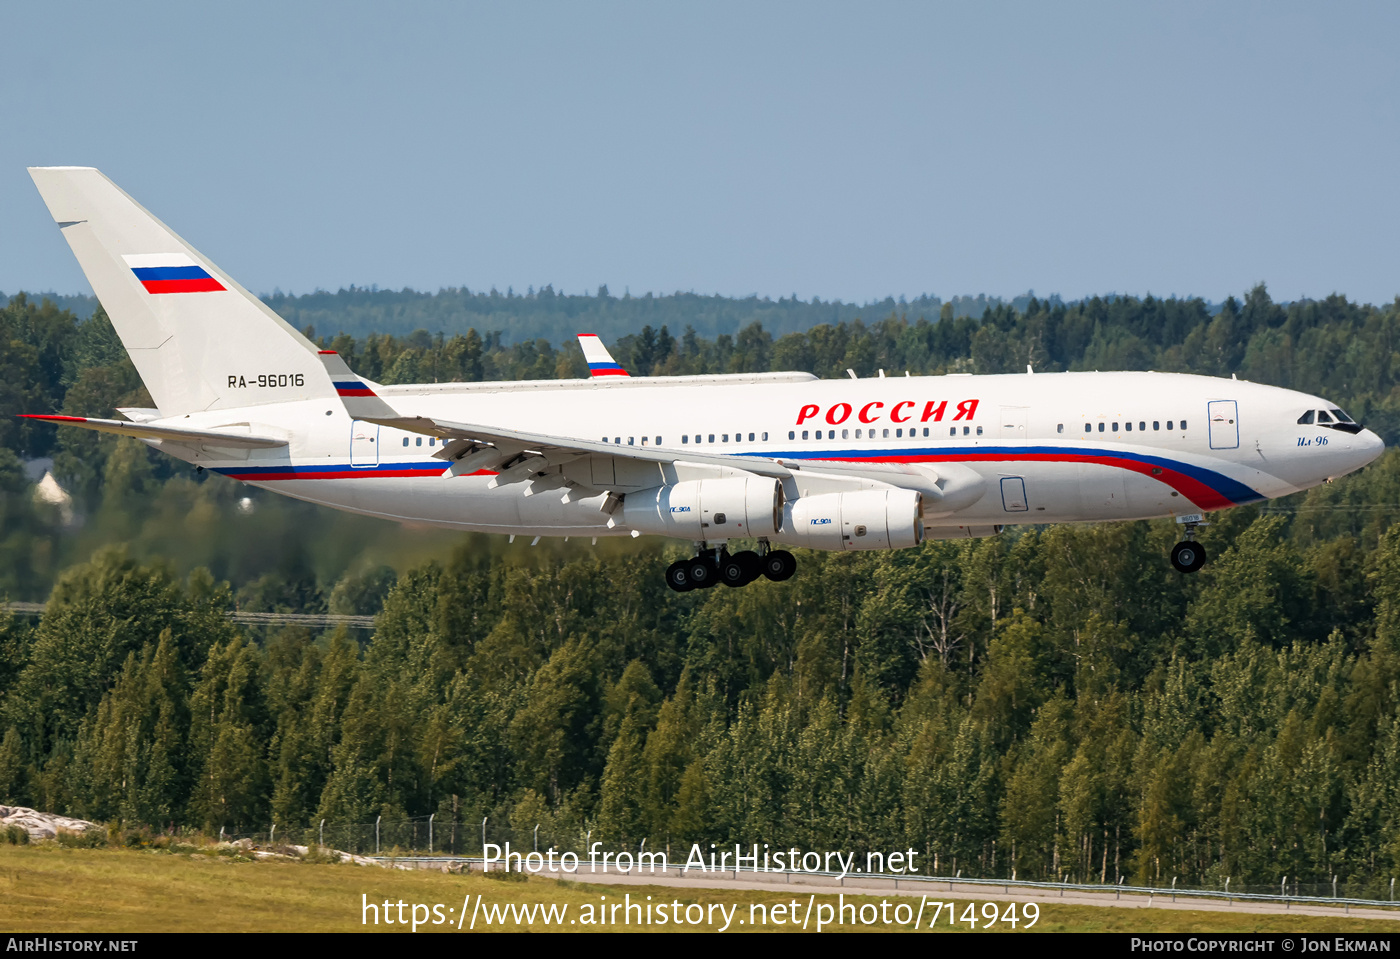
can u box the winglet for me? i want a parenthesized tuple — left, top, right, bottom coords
(577, 334, 629, 377)
(316, 351, 402, 420)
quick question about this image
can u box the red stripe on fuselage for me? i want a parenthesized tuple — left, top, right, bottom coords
(222, 468, 499, 481)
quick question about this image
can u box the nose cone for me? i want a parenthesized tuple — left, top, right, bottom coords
(1333, 427, 1386, 478)
(1360, 428, 1386, 465)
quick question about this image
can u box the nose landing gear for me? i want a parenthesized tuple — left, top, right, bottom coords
(1170, 520, 1207, 573)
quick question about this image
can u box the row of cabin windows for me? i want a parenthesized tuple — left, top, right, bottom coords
(597, 434, 773, 446)
(403, 436, 439, 447)
(1053, 420, 1187, 434)
(679, 433, 766, 444)
(789, 426, 982, 440)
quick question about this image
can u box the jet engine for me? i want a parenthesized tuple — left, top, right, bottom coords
(623, 477, 782, 540)
(782, 488, 923, 550)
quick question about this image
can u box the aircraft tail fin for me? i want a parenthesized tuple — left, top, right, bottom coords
(577, 334, 630, 377)
(28, 166, 338, 416)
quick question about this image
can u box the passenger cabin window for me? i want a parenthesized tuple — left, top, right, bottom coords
(762, 432, 768, 440)
(1125, 422, 1132, 431)
(1057, 424, 1064, 433)
(788, 431, 795, 440)
(1153, 421, 1160, 430)
(802, 430, 809, 440)
(1166, 422, 1173, 431)
(1181, 420, 1187, 429)
(403, 437, 410, 446)
(1139, 421, 1146, 430)
(1098, 423, 1105, 432)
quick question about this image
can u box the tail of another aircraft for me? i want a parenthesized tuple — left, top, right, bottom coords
(28, 167, 339, 416)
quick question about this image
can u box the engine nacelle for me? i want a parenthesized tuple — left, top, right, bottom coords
(782, 489, 923, 551)
(623, 477, 782, 540)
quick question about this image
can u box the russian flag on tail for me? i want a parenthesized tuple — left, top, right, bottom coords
(577, 333, 630, 377)
(122, 253, 225, 294)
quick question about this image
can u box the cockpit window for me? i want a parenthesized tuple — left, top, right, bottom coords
(1304, 407, 1364, 433)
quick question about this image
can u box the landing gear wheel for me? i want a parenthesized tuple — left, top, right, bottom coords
(720, 550, 762, 587)
(1171, 541, 1207, 574)
(665, 560, 695, 592)
(687, 558, 718, 589)
(761, 549, 797, 582)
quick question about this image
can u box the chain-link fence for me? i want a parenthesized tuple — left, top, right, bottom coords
(221, 818, 613, 858)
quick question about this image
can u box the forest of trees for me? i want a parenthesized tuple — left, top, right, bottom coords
(3, 285, 1400, 894)
(3, 287, 1021, 344)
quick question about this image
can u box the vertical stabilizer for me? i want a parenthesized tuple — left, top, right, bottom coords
(577, 333, 630, 377)
(28, 166, 337, 415)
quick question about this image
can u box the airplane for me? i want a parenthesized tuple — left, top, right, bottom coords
(20, 167, 1386, 592)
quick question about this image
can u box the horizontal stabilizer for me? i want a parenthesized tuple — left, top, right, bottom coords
(18, 414, 287, 449)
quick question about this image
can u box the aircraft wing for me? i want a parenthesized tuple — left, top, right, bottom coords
(376, 410, 798, 482)
(18, 414, 288, 449)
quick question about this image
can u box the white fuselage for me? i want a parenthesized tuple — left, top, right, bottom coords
(153, 370, 1383, 546)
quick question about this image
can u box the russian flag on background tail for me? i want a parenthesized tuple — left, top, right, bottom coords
(122, 253, 225, 294)
(577, 333, 630, 377)
(574, 329, 630, 375)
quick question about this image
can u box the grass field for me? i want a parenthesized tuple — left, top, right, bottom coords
(1, 844, 1396, 933)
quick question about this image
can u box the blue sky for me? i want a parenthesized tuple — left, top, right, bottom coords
(2, 1, 1397, 306)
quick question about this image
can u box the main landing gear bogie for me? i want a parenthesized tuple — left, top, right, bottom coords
(665, 544, 798, 592)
